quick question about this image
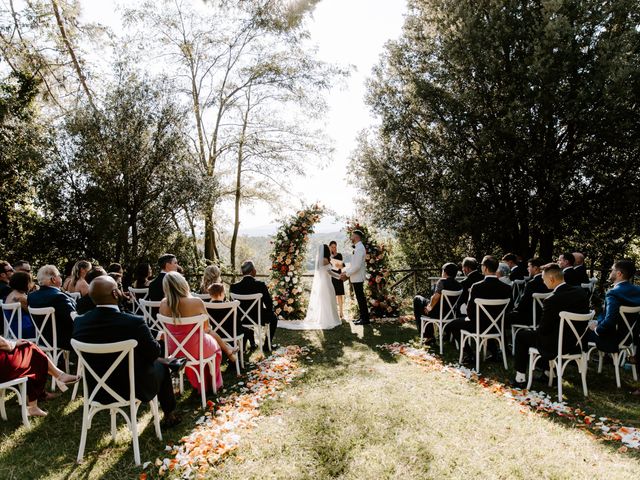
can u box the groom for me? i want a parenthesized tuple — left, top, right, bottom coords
(341, 230, 370, 325)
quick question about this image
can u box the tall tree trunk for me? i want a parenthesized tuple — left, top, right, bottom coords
(204, 203, 217, 261)
(539, 232, 554, 262)
(184, 208, 200, 267)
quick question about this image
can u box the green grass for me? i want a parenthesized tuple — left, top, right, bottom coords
(1, 320, 640, 479)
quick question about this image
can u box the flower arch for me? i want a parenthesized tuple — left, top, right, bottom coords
(270, 204, 324, 320)
(345, 220, 400, 319)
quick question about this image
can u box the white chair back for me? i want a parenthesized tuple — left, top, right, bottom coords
(230, 293, 263, 330)
(473, 298, 510, 336)
(68, 291, 81, 301)
(512, 280, 526, 304)
(193, 293, 212, 300)
(557, 310, 595, 356)
(128, 287, 149, 315)
(138, 299, 162, 333)
(617, 305, 640, 350)
(2, 302, 22, 340)
(156, 314, 210, 365)
(203, 300, 240, 342)
(437, 290, 462, 321)
(28, 306, 58, 355)
(531, 292, 553, 329)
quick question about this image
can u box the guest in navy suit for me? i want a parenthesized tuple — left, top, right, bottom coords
(502, 253, 526, 281)
(507, 258, 550, 327)
(587, 260, 640, 353)
(148, 253, 179, 302)
(28, 265, 76, 351)
(573, 252, 590, 285)
(558, 252, 580, 286)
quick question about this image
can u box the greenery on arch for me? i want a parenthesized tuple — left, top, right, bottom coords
(270, 204, 324, 321)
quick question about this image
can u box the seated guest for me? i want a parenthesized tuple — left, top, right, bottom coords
(133, 263, 153, 289)
(63, 260, 92, 297)
(413, 263, 462, 343)
(507, 258, 549, 327)
(558, 252, 580, 286)
(4, 272, 36, 339)
(0, 335, 78, 417)
(72, 276, 181, 427)
(502, 253, 526, 281)
(573, 252, 590, 285)
(148, 254, 179, 301)
(0, 260, 14, 301)
(230, 260, 277, 349)
(496, 263, 513, 286)
(511, 264, 589, 386)
(159, 272, 225, 393)
(200, 265, 222, 294)
(108, 263, 123, 275)
(75, 267, 108, 314)
(28, 265, 76, 351)
(14, 260, 31, 274)
(587, 260, 640, 353)
(448, 256, 512, 362)
(207, 283, 246, 355)
(458, 257, 484, 315)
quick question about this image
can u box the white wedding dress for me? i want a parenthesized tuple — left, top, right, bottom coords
(278, 245, 342, 330)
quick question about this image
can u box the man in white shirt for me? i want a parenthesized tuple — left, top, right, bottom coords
(341, 230, 370, 325)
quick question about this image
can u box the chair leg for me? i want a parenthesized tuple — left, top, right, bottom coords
(557, 360, 563, 402)
(151, 398, 162, 440)
(129, 402, 141, 466)
(0, 388, 6, 421)
(19, 382, 29, 428)
(110, 409, 117, 441)
(439, 323, 444, 355)
(548, 362, 555, 386)
(511, 327, 517, 356)
(613, 353, 621, 388)
(475, 338, 481, 373)
(266, 325, 272, 351)
(500, 337, 508, 370)
(179, 370, 184, 395)
(77, 404, 90, 464)
(597, 352, 604, 373)
(581, 356, 589, 397)
(239, 341, 245, 369)
(71, 363, 82, 401)
(420, 318, 425, 343)
(526, 354, 539, 390)
(458, 333, 466, 365)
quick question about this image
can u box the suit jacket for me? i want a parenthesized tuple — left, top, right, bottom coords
(574, 265, 590, 285)
(230, 276, 276, 325)
(76, 295, 96, 315)
(0, 282, 10, 301)
(147, 272, 166, 302)
(514, 274, 550, 323)
(467, 276, 512, 331)
(459, 269, 484, 312)
(562, 267, 581, 286)
(27, 286, 76, 350)
(345, 241, 366, 283)
(72, 307, 162, 403)
(536, 284, 589, 358)
(509, 265, 526, 281)
(594, 281, 640, 352)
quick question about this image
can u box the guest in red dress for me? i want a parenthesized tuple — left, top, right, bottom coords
(0, 336, 78, 417)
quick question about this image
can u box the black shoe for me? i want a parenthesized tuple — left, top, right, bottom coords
(161, 412, 182, 429)
(353, 319, 371, 326)
(167, 357, 187, 374)
(509, 378, 526, 388)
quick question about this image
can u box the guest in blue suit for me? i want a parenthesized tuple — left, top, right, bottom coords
(27, 265, 76, 351)
(588, 259, 640, 353)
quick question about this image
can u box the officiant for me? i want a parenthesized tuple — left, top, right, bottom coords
(329, 240, 346, 319)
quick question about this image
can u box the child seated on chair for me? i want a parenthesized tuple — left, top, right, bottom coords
(208, 283, 255, 353)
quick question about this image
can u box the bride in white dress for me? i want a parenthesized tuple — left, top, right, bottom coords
(279, 244, 342, 330)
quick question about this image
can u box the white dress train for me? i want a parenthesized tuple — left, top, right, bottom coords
(278, 247, 342, 330)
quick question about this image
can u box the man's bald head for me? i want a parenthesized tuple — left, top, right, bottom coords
(89, 275, 119, 305)
(573, 252, 585, 266)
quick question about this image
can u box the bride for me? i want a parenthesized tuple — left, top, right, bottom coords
(279, 244, 342, 330)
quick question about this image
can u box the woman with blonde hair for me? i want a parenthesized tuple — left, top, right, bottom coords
(200, 265, 221, 294)
(63, 260, 92, 296)
(159, 272, 237, 393)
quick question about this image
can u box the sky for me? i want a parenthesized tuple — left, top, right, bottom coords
(82, 0, 407, 236)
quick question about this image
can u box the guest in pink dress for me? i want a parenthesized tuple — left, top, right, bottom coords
(158, 272, 237, 393)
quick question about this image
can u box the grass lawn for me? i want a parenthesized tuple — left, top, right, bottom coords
(1, 319, 640, 479)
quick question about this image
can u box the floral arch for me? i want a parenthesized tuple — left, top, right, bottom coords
(270, 205, 400, 321)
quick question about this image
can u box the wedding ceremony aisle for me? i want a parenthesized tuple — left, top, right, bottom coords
(1, 320, 640, 479)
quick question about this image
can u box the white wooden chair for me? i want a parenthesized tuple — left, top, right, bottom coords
(420, 289, 462, 354)
(204, 300, 243, 374)
(581, 282, 596, 304)
(71, 339, 162, 466)
(2, 302, 23, 340)
(230, 293, 270, 354)
(28, 306, 69, 391)
(157, 314, 218, 409)
(511, 292, 552, 355)
(512, 279, 526, 305)
(527, 310, 594, 401)
(138, 299, 162, 337)
(587, 305, 640, 388)
(128, 287, 149, 315)
(68, 292, 81, 301)
(458, 298, 510, 373)
(0, 377, 30, 428)
(193, 293, 212, 300)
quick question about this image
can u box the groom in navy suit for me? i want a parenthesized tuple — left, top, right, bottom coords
(588, 259, 640, 352)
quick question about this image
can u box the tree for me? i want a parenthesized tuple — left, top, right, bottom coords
(354, 0, 640, 268)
